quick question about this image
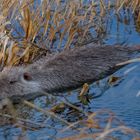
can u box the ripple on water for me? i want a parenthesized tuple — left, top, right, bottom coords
(90, 63, 140, 130)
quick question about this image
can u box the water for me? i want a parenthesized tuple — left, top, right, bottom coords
(0, 1, 140, 140)
(90, 63, 140, 130)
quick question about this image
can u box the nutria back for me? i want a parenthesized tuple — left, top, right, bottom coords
(0, 45, 137, 102)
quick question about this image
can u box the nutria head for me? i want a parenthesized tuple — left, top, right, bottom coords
(0, 67, 42, 102)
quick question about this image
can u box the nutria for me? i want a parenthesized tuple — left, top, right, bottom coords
(0, 44, 139, 103)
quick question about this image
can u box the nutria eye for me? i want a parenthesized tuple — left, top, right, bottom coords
(9, 80, 17, 84)
(23, 72, 32, 81)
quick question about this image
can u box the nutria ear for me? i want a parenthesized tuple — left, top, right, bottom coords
(23, 72, 32, 81)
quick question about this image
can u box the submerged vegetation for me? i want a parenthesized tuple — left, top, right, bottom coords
(0, 0, 140, 140)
